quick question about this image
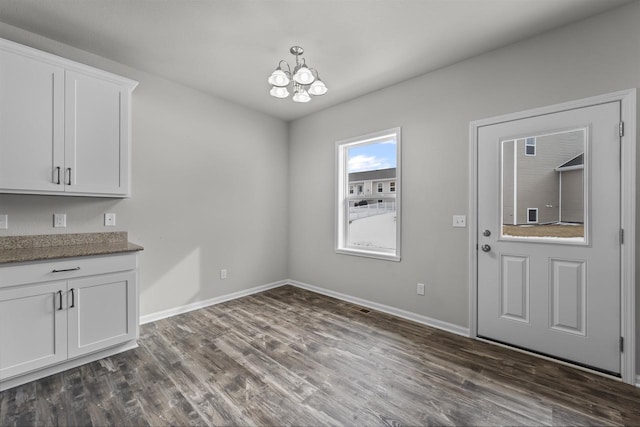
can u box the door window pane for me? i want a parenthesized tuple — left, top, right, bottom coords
(501, 129, 586, 241)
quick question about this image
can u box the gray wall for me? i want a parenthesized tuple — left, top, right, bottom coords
(0, 23, 290, 316)
(515, 132, 583, 225)
(288, 2, 640, 370)
(1, 2, 640, 377)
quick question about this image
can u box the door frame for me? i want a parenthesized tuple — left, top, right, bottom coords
(468, 89, 637, 386)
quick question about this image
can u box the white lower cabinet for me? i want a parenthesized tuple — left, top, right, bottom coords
(0, 253, 138, 390)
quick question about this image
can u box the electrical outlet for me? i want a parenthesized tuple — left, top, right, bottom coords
(0, 214, 7, 230)
(453, 215, 466, 228)
(220, 269, 227, 280)
(417, 283, 425, 296)
(53, 213, 66, 228)
(104, 213, 116, 226)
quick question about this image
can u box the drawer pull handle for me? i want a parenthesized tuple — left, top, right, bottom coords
(66, 168, 72, 186)
(52, 267, 81, 273)
(70, 288, 75, 308)
(54, 166, 61, 185)
(57, 290, 63, 310)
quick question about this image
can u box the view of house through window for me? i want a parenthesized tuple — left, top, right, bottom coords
(336, 128, 401, 260)
(501, 128, 586, 241)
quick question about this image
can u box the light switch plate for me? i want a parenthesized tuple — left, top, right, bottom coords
(0, 214, 7, 229)
(53, 213, 66, 228)
(104, 213, 116, 227)
(453, 215, 466, 228)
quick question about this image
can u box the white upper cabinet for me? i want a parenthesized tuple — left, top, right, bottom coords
(0, 49, 64, 192)
(0, 38, 137, 197)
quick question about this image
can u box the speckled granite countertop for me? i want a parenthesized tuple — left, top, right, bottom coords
(0, 232, 143, 264)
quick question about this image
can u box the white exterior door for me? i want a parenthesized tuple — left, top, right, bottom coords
(477, 101, 621, 375)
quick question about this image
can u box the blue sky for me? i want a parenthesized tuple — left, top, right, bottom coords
(348, 139, 397, 173)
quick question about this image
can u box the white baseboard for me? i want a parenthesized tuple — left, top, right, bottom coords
(139, 280, 288, 325)
(287, 280, 470, 337)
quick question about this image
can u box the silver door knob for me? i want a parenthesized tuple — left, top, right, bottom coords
(481, 244, 491, 252)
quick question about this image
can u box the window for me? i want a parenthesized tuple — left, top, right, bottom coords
(349, 186, 354, 195)
(336, 127, 401, 261)
(525, 137, 536, 156)
(527, 208, 538, 223)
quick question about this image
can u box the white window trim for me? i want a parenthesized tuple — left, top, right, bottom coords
(335, 127, 401, 262)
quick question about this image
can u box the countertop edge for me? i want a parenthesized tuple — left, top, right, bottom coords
(0, 242, 144, 265)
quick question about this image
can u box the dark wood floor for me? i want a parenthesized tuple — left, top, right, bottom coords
(1, 285, 639, 426)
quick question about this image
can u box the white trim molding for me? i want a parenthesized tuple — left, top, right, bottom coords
(469, 89, 636, 385)
(139, 280, 288, 325)
(288, 280, 469, 337)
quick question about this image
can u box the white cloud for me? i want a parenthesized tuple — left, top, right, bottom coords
(348, 155, 391, 173)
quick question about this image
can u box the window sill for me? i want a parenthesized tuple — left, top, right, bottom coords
(335, 248, 400, 262)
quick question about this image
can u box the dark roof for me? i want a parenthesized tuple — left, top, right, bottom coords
(556, 153, 584, 171)
(349, 168, 396, 182)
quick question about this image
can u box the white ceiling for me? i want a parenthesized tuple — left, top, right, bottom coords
(0, 0, 633, 121)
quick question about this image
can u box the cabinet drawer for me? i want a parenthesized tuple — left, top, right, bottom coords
(0, 253, 137, 288)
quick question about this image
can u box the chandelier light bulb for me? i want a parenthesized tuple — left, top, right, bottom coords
(268, 68, 290, 87)
(270, 86, 290, 99)
(293, 65, 315, 85)
(308, 79, 328, 96)
(292, 87, 311, 103)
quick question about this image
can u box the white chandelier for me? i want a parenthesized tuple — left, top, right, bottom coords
(268, 46, 328, 103)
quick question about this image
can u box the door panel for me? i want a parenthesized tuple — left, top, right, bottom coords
(65, 71, 125, 195)
(67, 271, 136, 358)
(0, 50, 64, 192)
(477, 101, 620, 374)
(499, 254, 529, 323)
(549, 259, 586, 336)
(0, 282, 67, 380)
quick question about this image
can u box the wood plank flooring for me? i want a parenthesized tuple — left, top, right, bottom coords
(1, 285, 639, 426)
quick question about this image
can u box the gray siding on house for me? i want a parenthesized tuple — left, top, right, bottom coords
(560, 169, 584, 223)
(349, 168, 396, 182)
(503, 130, 584, 225)
(502, 140, 515, 225)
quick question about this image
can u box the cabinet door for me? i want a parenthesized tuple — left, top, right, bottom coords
(0, 50, 65, 192)
(65, 71, 129, 195)
(0, 281, 68, 380)
(67, 271, 136, 359)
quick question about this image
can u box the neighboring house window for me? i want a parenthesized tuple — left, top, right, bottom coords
(336, 127, 401, 261)
(390, 181, 396, 192)
(349, 186, 354, 195)
(527, 208, 538, 223)
(525, 137, 536, 156)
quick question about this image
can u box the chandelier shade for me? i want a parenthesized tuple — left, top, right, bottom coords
(268, 46, 327, 102)
(270, 86, 290, 98)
